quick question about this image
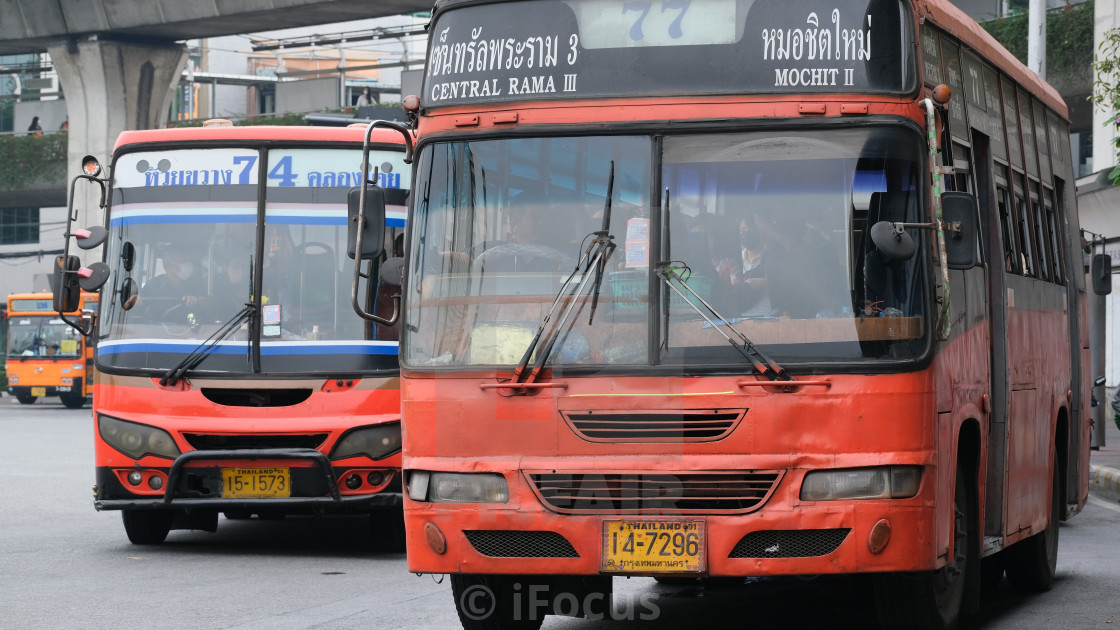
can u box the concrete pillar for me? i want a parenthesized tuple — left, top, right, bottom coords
(1028, 0, 1046, 79)
(47, 38, 187, 261)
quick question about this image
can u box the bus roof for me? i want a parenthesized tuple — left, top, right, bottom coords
(916, 0, 1067, 118)
(114, 124, 412, 152)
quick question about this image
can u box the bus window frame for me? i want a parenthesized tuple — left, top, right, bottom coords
(97, 138, 409, 380)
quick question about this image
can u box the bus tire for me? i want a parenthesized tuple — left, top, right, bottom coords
(1004, 460, 1059, 592)
(122, 509, 174, 545)
(60, 393, 86, 409)
(16, 394, 37, 405)
(873, 458, 975, 630)
(450, 574, 544, 630)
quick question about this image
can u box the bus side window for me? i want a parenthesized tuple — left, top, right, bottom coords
(1031, 188, 1050, 281)
(996, 186, 1019, 274)
(1047, 195, 1064, 285)
(1013, 182, 1034, 276)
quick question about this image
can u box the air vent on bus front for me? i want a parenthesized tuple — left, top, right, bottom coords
(182, 433, 328, 451)
(528, 470, 782, 514)
(200, 388, 313, 407)
(561, 409, 745, 442)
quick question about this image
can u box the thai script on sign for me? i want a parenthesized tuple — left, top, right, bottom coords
(761, 10, 873, 88)
(427, 26, 581, 103)
(145, 169, 232, 187)
(428, 26, 577, 77)
(761, 10, 871, 62)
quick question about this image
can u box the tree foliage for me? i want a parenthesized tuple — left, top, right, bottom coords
(1093, 26, 1120, 183)
(0, 133, 66, 192)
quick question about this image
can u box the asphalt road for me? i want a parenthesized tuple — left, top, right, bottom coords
(2, 396, 1118, 629)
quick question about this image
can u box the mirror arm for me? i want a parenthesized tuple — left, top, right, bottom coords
(887, 220, 962, 235)
(351, 119, 412, 326)
(56, 172, 107, 335)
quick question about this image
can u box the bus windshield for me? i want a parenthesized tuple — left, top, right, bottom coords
(404, 126, 928, 371)
(99, 146, 407, 374)
(8, 317, 84, 358)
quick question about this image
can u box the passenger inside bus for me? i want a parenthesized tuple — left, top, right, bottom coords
(212, 251, 253, 309)
(130, 242, 209, 322)
(472, 192, 577, 275)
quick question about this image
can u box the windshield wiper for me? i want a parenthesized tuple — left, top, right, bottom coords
(655, 262, 790, 381)
(511, 163, 617, 386)
(160, 303, 256, 387)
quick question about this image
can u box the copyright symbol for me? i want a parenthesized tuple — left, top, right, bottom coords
(459, 583, 495, 621)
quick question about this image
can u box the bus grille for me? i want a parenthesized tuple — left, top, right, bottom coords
(527, 471, 782, 514)
(464, 530, 580, 558)
(728, 529, 850, 559)
(182, 433, 328, 451)
(562, 409, 744, 442)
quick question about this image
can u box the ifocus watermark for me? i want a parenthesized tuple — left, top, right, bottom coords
(457, 582, 661, 622)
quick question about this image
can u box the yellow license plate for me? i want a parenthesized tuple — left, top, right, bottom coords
(221, 467, 290, 498)
(31, 387, 46, 397)
(601, 520, 705, 573)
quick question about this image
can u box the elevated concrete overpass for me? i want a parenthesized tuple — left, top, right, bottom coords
(2, 0, 430, 257)
(0, 0, 430, 55)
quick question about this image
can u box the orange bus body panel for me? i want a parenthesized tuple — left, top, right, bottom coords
(87, 126, 408, 527)
(399, 0, 1085, 603)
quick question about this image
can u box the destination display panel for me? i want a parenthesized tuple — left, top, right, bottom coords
(424, 0, 917, 108)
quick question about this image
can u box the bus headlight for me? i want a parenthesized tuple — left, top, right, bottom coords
(98, 415, 181, 460)
(412, 472, 509, 504)
(331, 422, 401, 460)
(800, 466, 923, 501)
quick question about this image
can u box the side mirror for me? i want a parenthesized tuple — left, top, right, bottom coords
(870, 221, 917, 261)
(941, 191, 979, 270)
(1092, 253, 1112, 295)
(348, 186, 386, 260)
(379, 256, 406, 288)
(74, 225, 108, 250)
(51, 255, 82, 313)
(78, 262, 111, 292)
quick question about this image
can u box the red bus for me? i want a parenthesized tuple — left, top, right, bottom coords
(5, 291, 97, 407)
(56, 123, 411, 545)
(381, 1, 1101, 628)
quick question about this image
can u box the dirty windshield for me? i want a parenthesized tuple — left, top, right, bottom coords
(404, 127, 929, 372)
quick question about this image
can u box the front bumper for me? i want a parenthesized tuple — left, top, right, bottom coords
(403, 465, 939, 577)
(95, 447, 402, 512)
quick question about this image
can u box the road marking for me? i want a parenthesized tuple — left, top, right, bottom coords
(1087, 494, 1120, 515)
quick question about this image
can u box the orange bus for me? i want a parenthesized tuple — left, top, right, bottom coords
(5, 291, 97, 407)
(382, 1, 1100, 628)
(56, 123, 412, 545)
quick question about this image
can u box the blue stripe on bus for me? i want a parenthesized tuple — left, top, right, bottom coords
(266, 216, 347, 226)
(110, 216, 405, 228)
(261, 344, 399, 356)
(110, 215, 256, 227)
(97, 342, 399, 356)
